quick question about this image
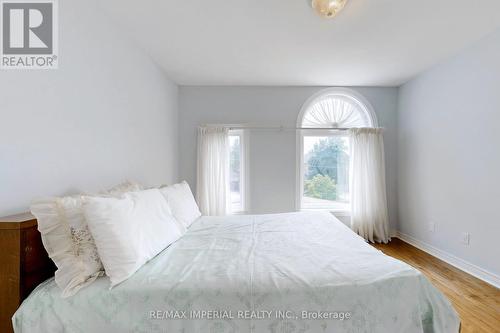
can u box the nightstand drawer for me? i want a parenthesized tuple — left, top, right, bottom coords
(21, 227, 52, 273)
(1, 213, 56, 333)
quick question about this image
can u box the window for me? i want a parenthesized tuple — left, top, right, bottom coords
(297, 88, 377, 213)
(303, 135, 350, 211)
(229, 130, 247, 214)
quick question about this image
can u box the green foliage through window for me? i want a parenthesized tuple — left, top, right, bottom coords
(304, 137, 349, 201)
(304, 174, 337, 200)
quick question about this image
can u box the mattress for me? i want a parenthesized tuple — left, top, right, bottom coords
(13, 212, 460, 333)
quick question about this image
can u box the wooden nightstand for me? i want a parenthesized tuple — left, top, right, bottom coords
(0, 213, 56, 333)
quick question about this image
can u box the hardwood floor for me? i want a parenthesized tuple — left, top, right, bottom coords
(373, 238, 500, 333)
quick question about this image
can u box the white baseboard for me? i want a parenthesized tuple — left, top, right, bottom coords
(389, 229, 398, 238)
(394, 231, 500, 289)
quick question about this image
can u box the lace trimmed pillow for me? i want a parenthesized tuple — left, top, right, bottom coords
(30, 181, 143, 297)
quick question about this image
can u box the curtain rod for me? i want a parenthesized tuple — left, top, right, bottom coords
(201, 125, 351, 131)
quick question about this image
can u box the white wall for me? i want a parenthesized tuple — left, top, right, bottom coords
(0, 0, 179, 216)
(398, 28, 500, 278)
(179, 87, 399, 229)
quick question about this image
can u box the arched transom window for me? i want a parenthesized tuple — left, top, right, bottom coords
(297, 88, 377, 213)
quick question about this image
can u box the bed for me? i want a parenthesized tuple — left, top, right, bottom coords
(13, 211, 460, 332)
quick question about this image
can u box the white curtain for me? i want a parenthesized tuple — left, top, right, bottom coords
(349, 128, 390, 243)
(196, 127, 230, 216)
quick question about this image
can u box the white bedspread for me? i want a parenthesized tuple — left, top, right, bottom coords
(13, 212, 459, 333)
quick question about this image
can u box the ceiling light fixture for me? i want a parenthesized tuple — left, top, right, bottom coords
(311, 0, 348, 19)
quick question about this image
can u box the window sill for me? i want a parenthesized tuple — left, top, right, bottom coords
(330, 210, 351, 217)
(300, 208, 351, 217)
(229, 211, 248, 216)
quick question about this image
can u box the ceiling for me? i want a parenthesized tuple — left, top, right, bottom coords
(99, 0, 500, 86)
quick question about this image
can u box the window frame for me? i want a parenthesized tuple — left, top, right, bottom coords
(228, 129, 249, 215)
(298, 129, 351, 214)
(295, 88, 377, 215)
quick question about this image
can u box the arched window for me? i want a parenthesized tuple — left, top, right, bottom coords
(297, 88, 377, 213)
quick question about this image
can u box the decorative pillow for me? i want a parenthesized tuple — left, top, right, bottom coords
(159, 181, 201, 229)
(30, 181, 143, 297)
(104, 180, 143, 196)
(83, 189, 183, 288)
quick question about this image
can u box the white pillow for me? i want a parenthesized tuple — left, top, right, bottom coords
(159, 181, 201, 229)
(30, 181, 143, 297)
(83, 189, 182, 288)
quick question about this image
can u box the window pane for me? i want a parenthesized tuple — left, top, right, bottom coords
(303, 136, 350, 211)
(229, 135, 242, 212)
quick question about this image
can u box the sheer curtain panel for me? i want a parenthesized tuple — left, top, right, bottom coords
(196, 127, 230, 216)
(349, 128, 390, 243)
